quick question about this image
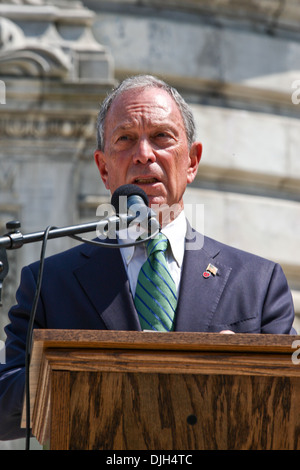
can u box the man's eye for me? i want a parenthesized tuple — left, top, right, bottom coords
(115, 135, 133, 145)
(156, 132, 168, 138)
(154, 132, 175, 143)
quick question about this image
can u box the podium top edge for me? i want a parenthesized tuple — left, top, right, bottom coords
(32, 329, 300, 354)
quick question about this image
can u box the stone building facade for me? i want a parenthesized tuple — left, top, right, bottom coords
(0, 0, 300, 449)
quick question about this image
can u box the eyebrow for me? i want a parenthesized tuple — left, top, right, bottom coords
(112, 119, 181, 135)
(113, 123, 136, 132)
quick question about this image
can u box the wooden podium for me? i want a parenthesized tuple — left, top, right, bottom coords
(22, 329, 300, 450)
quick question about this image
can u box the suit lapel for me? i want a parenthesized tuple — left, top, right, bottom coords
(72, 223, 232, 333)
(175, 224, 232, 332)
(73, 242, 141, 331)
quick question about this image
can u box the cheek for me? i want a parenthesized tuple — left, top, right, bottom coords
(173, 153, 190, 181)
(106, 158, 128, 188)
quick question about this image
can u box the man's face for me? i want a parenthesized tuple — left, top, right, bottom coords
(94, 87, 202, 220)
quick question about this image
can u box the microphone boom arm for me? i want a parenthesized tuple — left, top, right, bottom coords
(0, 210, 160, 305)
(0, 216, 133, 250)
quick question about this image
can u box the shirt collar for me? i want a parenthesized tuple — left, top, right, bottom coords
(118, 223, 142, 266)
(118, 210, 187, 268)
(160, 210, 186, 267)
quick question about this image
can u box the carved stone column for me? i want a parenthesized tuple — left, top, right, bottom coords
(0, 1, 115, 330)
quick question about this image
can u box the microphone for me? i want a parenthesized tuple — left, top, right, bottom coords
(110, 184, 160, 235)
(111, 184, 149, 216)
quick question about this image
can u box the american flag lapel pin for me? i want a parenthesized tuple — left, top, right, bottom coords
(203, 263, 218, 278)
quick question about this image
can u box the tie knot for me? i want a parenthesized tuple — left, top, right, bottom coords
(146, 233, 168, 257)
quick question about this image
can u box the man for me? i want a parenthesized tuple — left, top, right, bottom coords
(0, 75, 296, 440)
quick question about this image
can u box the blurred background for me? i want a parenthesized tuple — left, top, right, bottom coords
(0, 0, 300, 450)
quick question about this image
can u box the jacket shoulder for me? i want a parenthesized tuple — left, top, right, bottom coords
(202, 234, 276, 268)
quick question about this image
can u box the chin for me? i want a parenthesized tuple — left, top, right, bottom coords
(147, 196, 167, 208)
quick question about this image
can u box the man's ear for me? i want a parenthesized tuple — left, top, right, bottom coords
(187, 142, 202, 184)
(94, 149, 110, 190)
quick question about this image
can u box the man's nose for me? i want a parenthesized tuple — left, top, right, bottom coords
(133, 137, 156, 164)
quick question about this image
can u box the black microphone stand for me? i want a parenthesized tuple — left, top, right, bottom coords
(0, 212, 161, 303)
(0, 217, 118, 304)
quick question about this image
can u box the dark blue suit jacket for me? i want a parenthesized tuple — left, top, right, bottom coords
(0, 224, 296, 440)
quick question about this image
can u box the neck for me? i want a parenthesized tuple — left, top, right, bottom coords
(151, 202, 184, 228)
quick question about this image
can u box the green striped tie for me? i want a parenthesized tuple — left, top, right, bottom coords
(134, 233, 177, 331)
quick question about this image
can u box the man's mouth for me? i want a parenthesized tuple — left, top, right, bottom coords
(133, 177, 159, 184)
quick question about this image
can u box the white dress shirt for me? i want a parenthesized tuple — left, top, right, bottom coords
(118, 211, 187, 297)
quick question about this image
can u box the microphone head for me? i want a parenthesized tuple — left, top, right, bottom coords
(111, 184, 149, 214)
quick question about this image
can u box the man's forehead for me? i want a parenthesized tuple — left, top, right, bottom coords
(107, 87, 182, 125)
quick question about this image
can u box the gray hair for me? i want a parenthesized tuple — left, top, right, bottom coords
(96, 75, 196, 151)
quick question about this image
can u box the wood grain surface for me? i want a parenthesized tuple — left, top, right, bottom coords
(22, 329, 300, 450)
(67, 371, 300, 450)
